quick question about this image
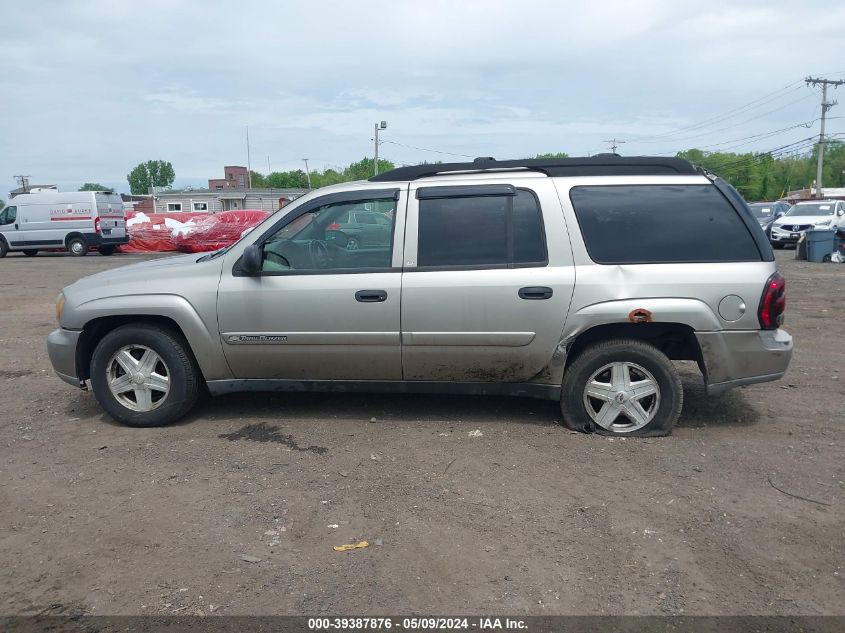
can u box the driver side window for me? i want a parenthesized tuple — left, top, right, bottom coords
(259, 197, 397, 274)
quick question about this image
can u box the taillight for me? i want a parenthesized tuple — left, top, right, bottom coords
(758, 272, 785, 329)
(94, 216, 101, 234)
(327, 222, 341, 230)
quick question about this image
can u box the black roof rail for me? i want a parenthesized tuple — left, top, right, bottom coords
(370, 156, 697, 182)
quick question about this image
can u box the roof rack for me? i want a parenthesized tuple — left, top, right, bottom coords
(370, 156, 697, 182)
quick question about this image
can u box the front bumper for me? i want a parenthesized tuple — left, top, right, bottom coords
(695, 329, 793, 395)
(47, 328, 84, 387)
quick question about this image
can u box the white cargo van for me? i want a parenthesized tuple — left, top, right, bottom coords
(0, 191, 128, 257)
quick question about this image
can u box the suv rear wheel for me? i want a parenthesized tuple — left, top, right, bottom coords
(561, 339, 682, 436)
(90, 324, 200, 427)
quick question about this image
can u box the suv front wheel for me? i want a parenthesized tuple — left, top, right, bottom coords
(90, 324, 201, 427)
(561, 339, 682, 436)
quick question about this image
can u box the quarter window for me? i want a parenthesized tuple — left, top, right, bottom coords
(569, 185, 762, 264)
(417, 190, 546, 267)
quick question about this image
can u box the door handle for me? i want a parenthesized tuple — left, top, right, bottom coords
(355, 290, 388, 303)
(518, 286, 553, 300)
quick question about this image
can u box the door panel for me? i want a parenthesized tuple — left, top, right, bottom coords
(400, 178, 575, 383)
(216, 186, 407, 380)
(216, 272, 402, 379)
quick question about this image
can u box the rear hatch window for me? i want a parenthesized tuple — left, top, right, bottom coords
(569, 184, 762, 264)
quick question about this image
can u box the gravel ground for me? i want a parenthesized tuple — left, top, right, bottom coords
(0, 250, 842, 616)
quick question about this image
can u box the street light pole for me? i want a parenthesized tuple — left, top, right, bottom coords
(302, 158, 312, 189)
(374, 121, 387, 176)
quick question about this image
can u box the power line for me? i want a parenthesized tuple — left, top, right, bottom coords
(380, 139, 475, 159)
(628, 80, 806, 143)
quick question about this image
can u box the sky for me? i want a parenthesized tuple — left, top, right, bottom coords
(1, 0, 844, 196)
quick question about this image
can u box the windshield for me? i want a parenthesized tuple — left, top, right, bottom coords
(747, 203, 774, 219)
(785, 203, 834, 217)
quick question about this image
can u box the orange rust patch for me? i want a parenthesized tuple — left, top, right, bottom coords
(628, 308, 653, 323)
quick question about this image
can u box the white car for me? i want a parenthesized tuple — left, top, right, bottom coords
(769, 200, 845, 248)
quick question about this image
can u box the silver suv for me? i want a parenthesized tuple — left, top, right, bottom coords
(47, 156, 793, 436)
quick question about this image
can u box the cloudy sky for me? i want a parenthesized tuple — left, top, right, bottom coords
(2, 0, 844, 195)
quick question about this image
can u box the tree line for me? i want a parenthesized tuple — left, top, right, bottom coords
(111, 144, 844, 201)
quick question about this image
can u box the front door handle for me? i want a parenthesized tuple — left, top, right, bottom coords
(518, 286, 553, 300)
(355, 289, 388, 303)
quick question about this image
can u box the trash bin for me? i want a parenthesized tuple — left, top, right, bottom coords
(805, 229, 837, 263)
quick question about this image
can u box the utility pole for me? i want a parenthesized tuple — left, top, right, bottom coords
(13, 175, 31, 193)
(246, 126, 252, 189)
(302, 158, 312, 189)
(805, 76, 844, 198)
(603, 138, 625, 154)
(374, 121, 387, 176)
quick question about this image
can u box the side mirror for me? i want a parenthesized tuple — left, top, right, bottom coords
(837, 209, 844, 217)
(240, 244, 262, 276)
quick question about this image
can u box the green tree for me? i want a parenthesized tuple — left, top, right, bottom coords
(249, 170, 268, 188)
(127, 160, 175, 195)
(78, 182, 113, 192)
(535, 152, 570, 159)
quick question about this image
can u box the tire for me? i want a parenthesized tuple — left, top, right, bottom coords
(67, 237, 88, 257)
(23, 249, 38, 257)
(822, 254, 832, 263)
(560, 339, 682, 437)
(98, 246, 116, 256)
(0, 238, 8, 258)
(90, 324, 201, 427)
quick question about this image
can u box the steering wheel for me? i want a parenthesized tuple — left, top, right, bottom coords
(308, 240, 330, 269)
(265, 250, 291, 268)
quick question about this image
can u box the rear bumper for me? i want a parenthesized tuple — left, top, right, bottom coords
(47, 328, 83, 387)
(86, 233, 129, 246)
(695, 329, 793, 395)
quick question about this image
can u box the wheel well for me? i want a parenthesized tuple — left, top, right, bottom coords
(65, 232, 86, 247)
(565, 322, 703, 370)
(76, 315, 199, 381)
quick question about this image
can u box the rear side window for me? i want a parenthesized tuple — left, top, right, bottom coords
(569, 185, 762, 264)
(417, 190, 546, 267)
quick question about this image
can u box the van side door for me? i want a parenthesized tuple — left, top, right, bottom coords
(400, 177, 575, 383)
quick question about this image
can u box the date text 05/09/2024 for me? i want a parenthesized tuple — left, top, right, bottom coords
(307, 617, 528, 631)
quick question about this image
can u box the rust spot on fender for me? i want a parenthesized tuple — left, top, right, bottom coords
(628, 308, 653, 323)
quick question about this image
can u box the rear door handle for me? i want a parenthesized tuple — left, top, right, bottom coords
(355, 290, 388, 303)
(518, 286, 553, 300)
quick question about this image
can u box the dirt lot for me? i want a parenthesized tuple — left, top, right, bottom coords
(0, 250, 842, 616)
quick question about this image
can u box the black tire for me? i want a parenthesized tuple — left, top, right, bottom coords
(0, 238, 8, 258)
(98, 246, 116, 256)
(772, 242, 784, 250)
(560, 339, 682, 437)
(90, 324, 201, 427)
(22, 249, 38, 257)
(67, 236, 88, 257)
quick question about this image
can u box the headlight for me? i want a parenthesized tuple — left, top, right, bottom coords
(814, 219, 832, 227)
(56, 292, 65, 323)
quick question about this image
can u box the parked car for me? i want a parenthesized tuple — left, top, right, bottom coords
(747, 201, 790, 238)
(769, 200, 845, 248)
(326, 207, 394, 250)
(47, 156, 792, 436)
(0, 190, 128, 257)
